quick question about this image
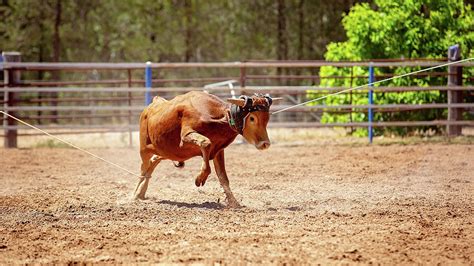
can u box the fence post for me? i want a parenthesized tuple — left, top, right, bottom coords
(145, 61, 152, 106)
(127, 69, 133, 148)
(240, 66, 246, 90)
(368, 64, 374, 143)
(447, 45, 463, 136)
(2, 52, 21, 148)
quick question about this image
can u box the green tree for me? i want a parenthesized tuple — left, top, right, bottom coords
(1, 0, 367, 62)
(313, 0, 474, 136)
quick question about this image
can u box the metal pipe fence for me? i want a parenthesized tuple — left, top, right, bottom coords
(2, 54, 473, 147)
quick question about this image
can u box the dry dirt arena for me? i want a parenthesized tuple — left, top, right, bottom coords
(0, 139, 473, 264)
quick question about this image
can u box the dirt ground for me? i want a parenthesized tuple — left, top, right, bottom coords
(0, 141, 473, 264)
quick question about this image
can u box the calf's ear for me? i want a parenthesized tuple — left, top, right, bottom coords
(227, 98, 246, 107)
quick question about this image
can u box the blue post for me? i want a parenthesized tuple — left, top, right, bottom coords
(145, 61, 152, 105)
(368, 65, 374, 144)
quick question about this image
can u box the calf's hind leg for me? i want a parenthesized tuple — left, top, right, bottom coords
(213, 150, 241, 208)
(134, 150, 162, 200)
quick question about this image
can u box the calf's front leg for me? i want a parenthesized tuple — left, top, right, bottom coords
(213, 150, 241, 208)
(181, 131, 212, 187)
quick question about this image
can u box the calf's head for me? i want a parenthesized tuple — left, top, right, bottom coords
(227, 95, 282, 150)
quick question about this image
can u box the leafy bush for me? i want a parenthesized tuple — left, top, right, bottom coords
(310, 0, 474, 136)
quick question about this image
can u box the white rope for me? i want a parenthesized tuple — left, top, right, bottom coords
(0, 110, 142, 178)
(272, 58, 474, 115)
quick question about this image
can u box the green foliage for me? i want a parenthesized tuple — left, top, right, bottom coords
(34, 139, 71, 148)
(313, 0, 474, 136)
(0, 0, 364, 62)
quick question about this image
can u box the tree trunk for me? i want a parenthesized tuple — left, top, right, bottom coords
(51, 0, 62, 123)
(297, 0, 305, 61)
(184, 0, 192, 62)
(276, 0, 288, 82)
(53, 0, 61, 63)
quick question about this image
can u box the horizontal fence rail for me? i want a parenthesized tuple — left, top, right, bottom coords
(1, 53, 473, 147)
(2, 85, 473, 93)
(3, 103, 474, 112)
(2, 121, 473, 136)
(3, 60, 474, 70)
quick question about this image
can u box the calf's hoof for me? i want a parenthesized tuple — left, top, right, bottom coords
(226, 199, 242, 209)
(195, 177, 207, 187)
(133, 176, 150, 200)
(133, 192, 146, 201)
(195, 170, 210, 187)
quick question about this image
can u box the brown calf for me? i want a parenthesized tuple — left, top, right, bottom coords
(134, 91, 280, 208)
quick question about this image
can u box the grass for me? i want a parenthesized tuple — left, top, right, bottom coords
(33, 139, 73, 149)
